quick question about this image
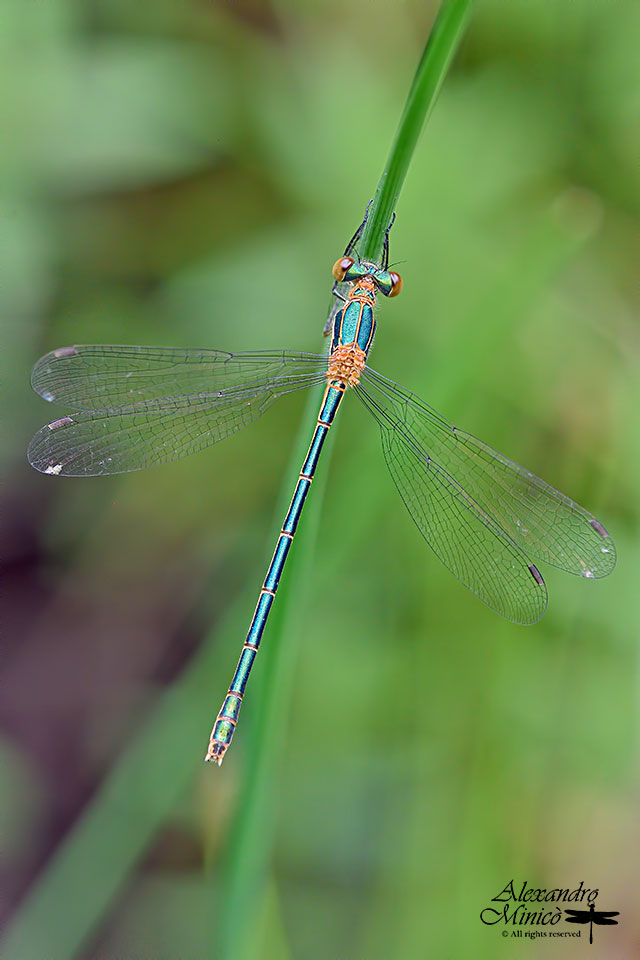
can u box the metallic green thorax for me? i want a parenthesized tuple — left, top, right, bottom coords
(331, 297, 376, 355)
(331, 263, 386, 358)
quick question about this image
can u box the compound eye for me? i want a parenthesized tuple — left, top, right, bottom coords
(332, 256, 354, 282)
(388, 271, 403, 297)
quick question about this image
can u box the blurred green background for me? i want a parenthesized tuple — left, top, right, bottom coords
(2, 1, 638, 958)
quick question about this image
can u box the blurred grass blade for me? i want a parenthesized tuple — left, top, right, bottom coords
(0, 611, 236, 960)
(0, 385, 327, 960)
(359, 0, 475, 263)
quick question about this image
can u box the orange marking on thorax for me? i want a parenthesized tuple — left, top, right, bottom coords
(327, 343, 367, 387)
(354, 276, 377, 303)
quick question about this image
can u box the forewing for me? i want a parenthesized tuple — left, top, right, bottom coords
(355, 381, 548, 624)
(31, 345, 326, 411)
(28, 367, 326, 477)
(361, 368, 615, 580)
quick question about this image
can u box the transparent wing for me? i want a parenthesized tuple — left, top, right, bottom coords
(28, 348, 327, 476)
(356, 377, 555, 624)
(31, 344, 326, 410)
(361, 367, 615, 579)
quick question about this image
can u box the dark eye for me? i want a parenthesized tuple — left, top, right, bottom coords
(388, 271, 403, 297)
(332, 256, 354, 282)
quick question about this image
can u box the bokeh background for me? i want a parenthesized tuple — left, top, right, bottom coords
(2, 1, 638, 958)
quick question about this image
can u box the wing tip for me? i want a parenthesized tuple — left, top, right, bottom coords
(27, 418, 75, 477)
(586, 518, 617, 577)
(31, 345, 80, 399)
(495, 565, 548, 626)
(27, 440, 63, 477)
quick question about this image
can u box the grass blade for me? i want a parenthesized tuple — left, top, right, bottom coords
(360, 0, 475, 263)
(217, 4, 475, 956)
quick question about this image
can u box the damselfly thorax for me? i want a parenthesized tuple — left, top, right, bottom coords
(326, 257, 401, 387)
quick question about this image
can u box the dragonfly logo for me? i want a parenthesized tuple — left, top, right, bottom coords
(564, 902, 620, 945)
(480, 880, 620, 947)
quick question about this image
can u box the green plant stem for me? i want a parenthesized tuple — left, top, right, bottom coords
(217, 4, 474, 957)
(217, 382, 331, 959)
(359, 0, 475, 264)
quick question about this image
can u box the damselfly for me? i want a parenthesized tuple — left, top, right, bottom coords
(27, 211, 616, 764)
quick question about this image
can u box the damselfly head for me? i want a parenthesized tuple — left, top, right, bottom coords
(331, 257, 402, 297)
